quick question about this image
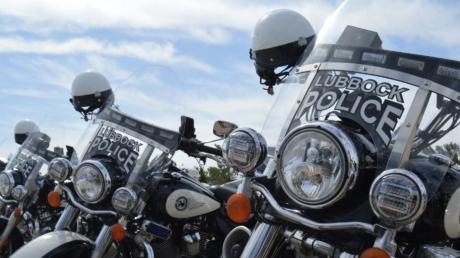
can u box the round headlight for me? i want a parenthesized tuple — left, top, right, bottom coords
(11, 185, 28, 201)
(222, 128, 267, 174)
(112, 187, 138, 215)
(369, 169, 427, 227)
(277, 122, 359, 209)
(73, 160, 111, 204)
(48, 158, 73, 182)
(0, 172, 15, 197)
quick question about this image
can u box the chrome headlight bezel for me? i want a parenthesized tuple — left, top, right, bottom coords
(112, 187, 138, 215)
(369, 169, 427, 227)
(48, 158, 73, 182)
(11, 185, 28, 201)
(277, 122, 359, 209)
(222, 128, 267, 174)
(0, 171, 15, 197)
(73, 160, 112, 204)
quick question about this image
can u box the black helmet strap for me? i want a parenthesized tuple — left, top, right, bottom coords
(254, 62, 294, 95)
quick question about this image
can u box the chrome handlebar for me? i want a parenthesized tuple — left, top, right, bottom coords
(252, 183, 376, 235)
(0, 196, 17, 205)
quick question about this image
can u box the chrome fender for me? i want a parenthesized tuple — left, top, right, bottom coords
(10, 231, 94, 258)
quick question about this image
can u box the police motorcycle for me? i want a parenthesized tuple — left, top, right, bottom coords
(221, 4, 460, 258)
(10, 71, 244, 258)
(0, 120, 69, 257)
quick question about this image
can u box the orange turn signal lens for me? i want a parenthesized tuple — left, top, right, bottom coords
(47, 191, 61, 208)
(226, 193, 251, 223)
(111, 223, 125, 241)
(13, 207, 22, 218)
(360, 247, 390, 258)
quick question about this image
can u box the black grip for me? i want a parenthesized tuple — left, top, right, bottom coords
(196, 144, 222, 156)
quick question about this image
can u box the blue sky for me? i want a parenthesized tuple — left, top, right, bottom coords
(0, 0, 337, 167)
(1, 0, 459, 167)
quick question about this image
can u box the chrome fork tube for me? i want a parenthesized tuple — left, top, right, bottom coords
(240, 223, 282, 258)
(55, 205, 79, 230)
(91, 225, 112, 258)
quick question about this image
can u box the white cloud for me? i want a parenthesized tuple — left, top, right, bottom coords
(0, 37, 213, 72)
(0, 87, 56, 98)
(0, 0, 335, 43)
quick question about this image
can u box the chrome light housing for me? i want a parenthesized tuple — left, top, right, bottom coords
(0, 171, 15, 197)
(222, 128, 267, 174)
(73, 160, 111, 204)
(11, 185, 27, 201)
(369, 169, 427, 227)
(48, 158, 73, 182)
(277, 122, 359, 209)
(112, 187, 137, 215)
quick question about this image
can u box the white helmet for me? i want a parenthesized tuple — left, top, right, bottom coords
(14, 119, 40, 144)
(70, 71, 114, 120)
(250, 9, 315, 92)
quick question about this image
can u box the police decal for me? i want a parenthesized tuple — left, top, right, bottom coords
(85, 126, 142, 172)
(295, 71, 409, 146)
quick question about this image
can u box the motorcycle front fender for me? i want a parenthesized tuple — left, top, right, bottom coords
(10, 231, 94, 258)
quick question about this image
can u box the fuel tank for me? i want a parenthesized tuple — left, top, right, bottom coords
(147, 172, 221, 220)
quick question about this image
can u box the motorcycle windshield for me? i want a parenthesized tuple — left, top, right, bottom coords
(265, 0, 460, 168)
(73, 107, 181, 187)
(4, 132, 51, 175)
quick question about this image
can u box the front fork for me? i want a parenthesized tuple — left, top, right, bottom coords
(0, 209, 21, 250)
(55, 205, 79, 231)
(240, 223, 282, 258)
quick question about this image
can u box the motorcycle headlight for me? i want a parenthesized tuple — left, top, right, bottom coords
(277, 122, 359, 209)
(0, 172, 14, 197)
(11, 185, 28, 201)
(48, 158, 73, 182)
(222, 128, 267, 174)
(112, 187, 138, 215)
(73, 160, 112, 204)
(369, 169, 427, 227)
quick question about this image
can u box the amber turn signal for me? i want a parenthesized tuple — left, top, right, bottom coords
(226, 193, 252, 223)
(360, 247, 390, 258)
(111, 223, 125, 241)
(47, 191, 61, 208)
(13, 207, 22, 218)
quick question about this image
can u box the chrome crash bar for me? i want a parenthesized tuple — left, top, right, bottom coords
(0, 196, 17, 205)
(62, 186, 117, 216)
(252, 183, 376, 235)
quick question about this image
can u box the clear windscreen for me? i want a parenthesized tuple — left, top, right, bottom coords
(4, 132, 51, 176)
(263, 0, 460, 166)
(73, 107, 181, 186)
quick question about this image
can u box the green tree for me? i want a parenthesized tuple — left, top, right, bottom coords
(425, 142, 460, 165)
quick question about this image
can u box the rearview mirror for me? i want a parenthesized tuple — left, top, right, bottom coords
(213, 120, 238, 138)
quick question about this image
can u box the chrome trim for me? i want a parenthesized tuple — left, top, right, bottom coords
(386, 88, 430, 169)
(252, 183, 376, 235)
(223, 128, 267, 174)
(373, 228, 397, 257)
(62, 186, 117, 216)
(73, 160, 112, 204)
(277, 121, 359, 209)
(91, 225, 112, 258)
(111, 187, 138, 216)
(313, 62, 460, 104)
(48, 158, 73, 182)
(143, 240, 154, 258)
(369, 169, 428, 227)
(0, 195, 17, 204)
